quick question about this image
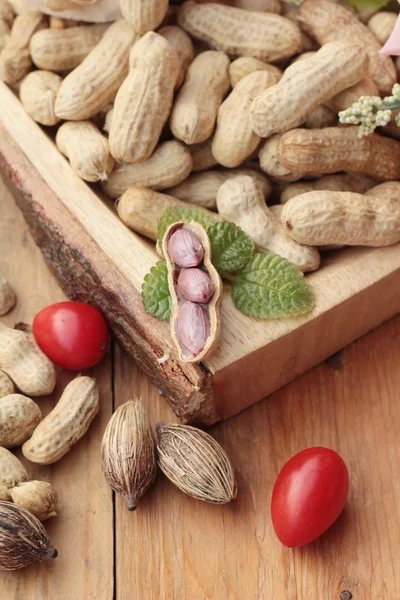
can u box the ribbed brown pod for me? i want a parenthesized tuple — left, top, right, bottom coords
(101, 400, 156, 511)
(156, 423, 237, 504)
(0, 501, 58, 570)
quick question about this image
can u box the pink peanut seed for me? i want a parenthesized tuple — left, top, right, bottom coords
(167, 228, 204, 268)
(177, 301, 209, 356)
(177, 268, 215, 303)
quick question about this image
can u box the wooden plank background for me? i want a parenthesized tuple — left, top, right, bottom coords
(1, 174, 400, 599)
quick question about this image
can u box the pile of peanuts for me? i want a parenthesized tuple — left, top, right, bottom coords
(1, 0, 400, 273)
(0, 277, 101, 521)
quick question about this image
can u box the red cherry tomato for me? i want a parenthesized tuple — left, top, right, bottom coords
(271, 447, 349, 548)
(33, 301, 109, 370)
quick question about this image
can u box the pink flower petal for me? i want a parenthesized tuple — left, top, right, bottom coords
(381, 14, 400, 56)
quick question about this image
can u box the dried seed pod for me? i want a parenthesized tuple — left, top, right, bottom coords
(103, 140, 193, 199)
(212, 70, 280, 168)
(259, 133, 308, 182)
(0, 447, 28, 488)
(163, 222, 222, 363)
(109, 32, 179, 164)
(165, 168, 271, 210)
(0, 501, 58, 570)
(289, 50, 316, 65)
(325, 77, 379, 113)
(0, 275, 16, 315)
(297, 0, 396, 94)
(217, 176, 320, 272)
(177, 268, 214, 303)
(116, 187, 219, 242)
(158, 25, 194, 89)
(365, 181, 400, 203)
(278, 127, 400, 182)
(229, 56, 282, 88)
(0, 372, 14, 399)
(10, 481, 58, 521)
(55, 20, 138, 121)
(30, 24, 108, 73)
(0, 11, 47, 85)
(0, 394, 42, 448)
(49, 16, 77, 29)
(367, 11, 397, 45)
(120, 0, 168, 34)
(19, 70, 62, 126)
(282, 189, 400, 247)
(281, 173, 377, 204)
(188, 138, 219, 172)
(156, 423, 237, 504)
(56, 121, 114, 182)
(170, 50, 230, 146)
(177, 1, 302, 63)
(0, 324, 56, 397)
(22, 376, 99, 465)
(101, 400, 156, 511)
(250, 41, 368, 138)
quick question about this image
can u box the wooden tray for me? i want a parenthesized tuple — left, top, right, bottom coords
(2, 79, 400, 425)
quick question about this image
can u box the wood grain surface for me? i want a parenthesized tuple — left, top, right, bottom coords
(1, 176, 400, 600)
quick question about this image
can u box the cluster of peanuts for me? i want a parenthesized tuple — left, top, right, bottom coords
(0, 277, 100, 521)
(2, 0, 400, 274)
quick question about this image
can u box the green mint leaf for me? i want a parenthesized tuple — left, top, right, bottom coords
(347, 0, 392, 9)
(231, 253, 315, 319)
(207, 221, 255, 274)
(157, 207, 216, 248)
(141, 261, 171, 321)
